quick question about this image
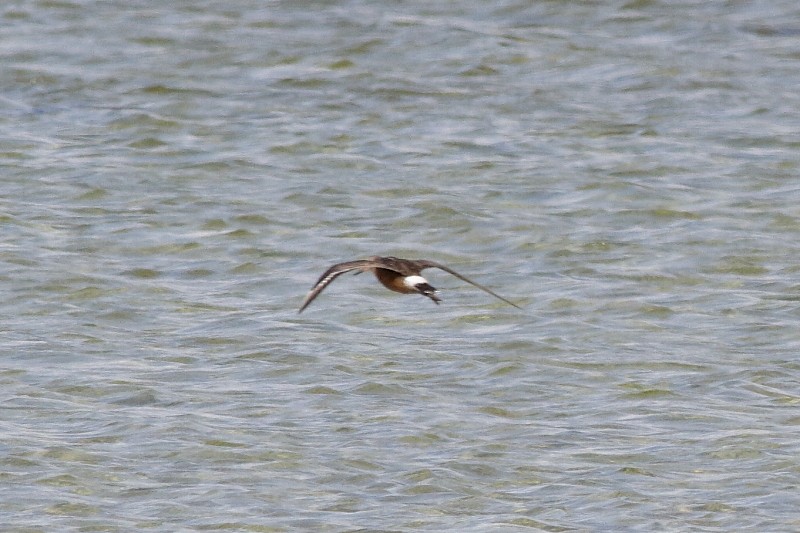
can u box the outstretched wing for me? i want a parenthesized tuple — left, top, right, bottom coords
(299, 260, 381, 313)
(415, 259, 521, 309)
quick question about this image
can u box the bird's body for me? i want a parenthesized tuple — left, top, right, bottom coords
(373, 268, 423, 294)
(299, 256, 519, 313)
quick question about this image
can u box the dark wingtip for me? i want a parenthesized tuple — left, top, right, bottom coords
(298, 297, 312, 314)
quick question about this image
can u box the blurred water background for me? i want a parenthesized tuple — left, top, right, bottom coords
(2, 1, 800, 531)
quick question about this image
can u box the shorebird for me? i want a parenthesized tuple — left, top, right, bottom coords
(299, 256, 520, 313)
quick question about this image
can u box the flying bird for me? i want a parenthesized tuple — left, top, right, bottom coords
(299, 256, 520, 313)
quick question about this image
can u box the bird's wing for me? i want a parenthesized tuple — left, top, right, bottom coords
(415, 259, 521, 309)
(299, 260, 382, 313)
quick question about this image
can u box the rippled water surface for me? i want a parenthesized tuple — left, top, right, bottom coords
(3, 1, 800, 531)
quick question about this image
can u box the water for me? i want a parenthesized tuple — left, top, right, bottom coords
(2, 1, 800, 531)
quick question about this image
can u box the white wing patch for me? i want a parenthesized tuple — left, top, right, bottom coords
(403, 275, 429, 288)
(319, 273, 338, 287)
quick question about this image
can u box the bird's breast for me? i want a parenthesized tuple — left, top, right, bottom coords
(374, 268, 417, 294)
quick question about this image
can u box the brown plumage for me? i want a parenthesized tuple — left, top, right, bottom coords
(299, 256, 520, 313)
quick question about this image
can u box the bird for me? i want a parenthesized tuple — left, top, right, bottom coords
(299, 256, 520, 313)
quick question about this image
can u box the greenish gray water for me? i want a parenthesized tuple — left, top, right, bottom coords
(2, 1, 800, 531)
